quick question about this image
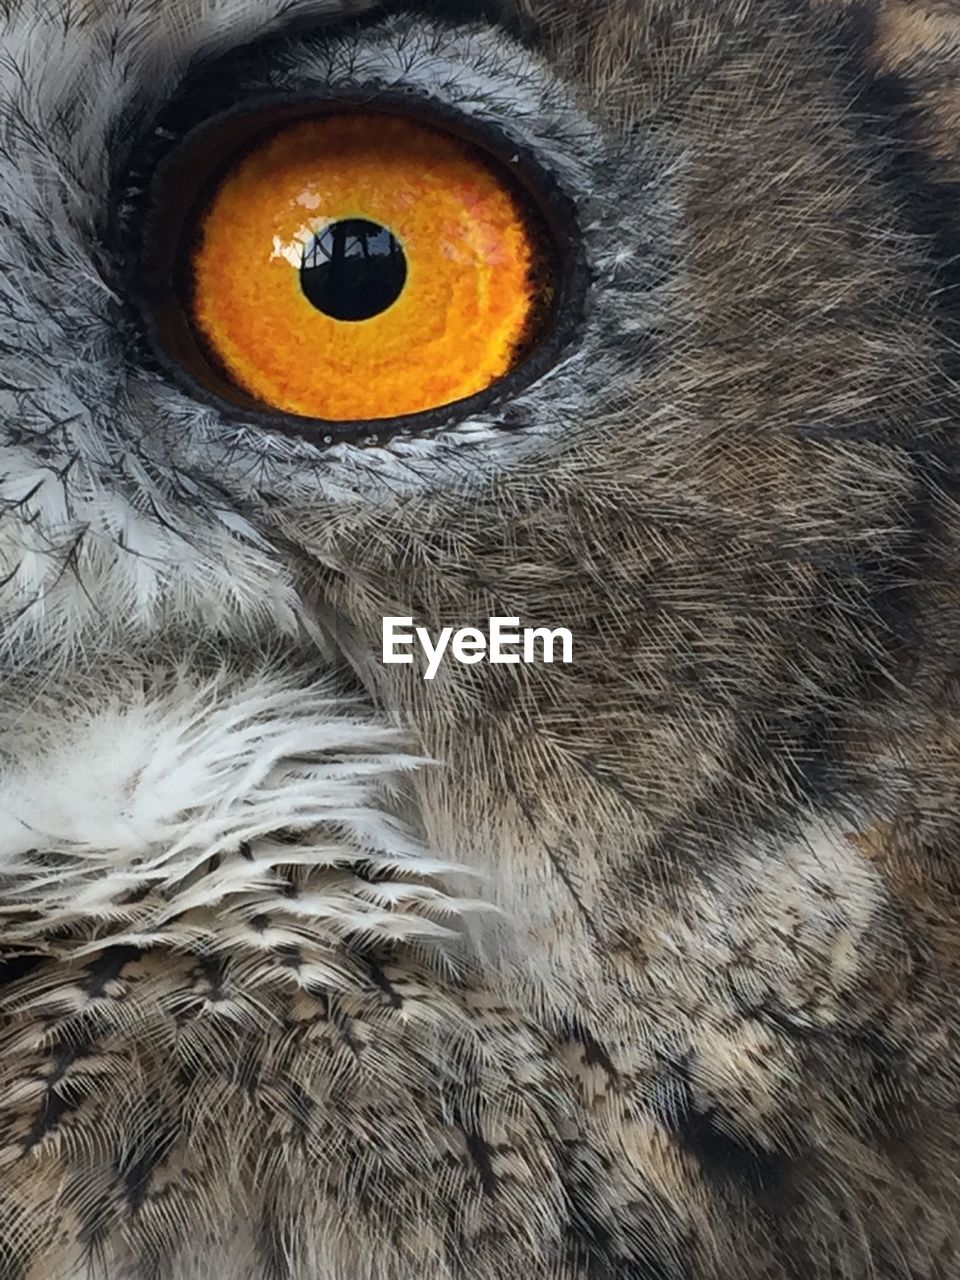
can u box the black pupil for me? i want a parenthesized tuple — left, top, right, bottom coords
(300, 218, 407, 322)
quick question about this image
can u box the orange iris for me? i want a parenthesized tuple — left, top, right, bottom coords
(185, 113, 552, 422)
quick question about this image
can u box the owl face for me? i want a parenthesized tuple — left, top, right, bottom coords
(0, 0, 949, 930)
(0, 0, 950, 922)
(2, 2, 960, 1278)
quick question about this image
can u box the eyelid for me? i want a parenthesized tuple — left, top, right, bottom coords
(129, 89, 588, 445)
(107, 11, 638, 503)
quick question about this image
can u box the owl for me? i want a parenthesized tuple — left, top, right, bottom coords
(1, 0, 960, 1275)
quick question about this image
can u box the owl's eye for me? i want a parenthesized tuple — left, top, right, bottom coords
(139, 104, 569, 432)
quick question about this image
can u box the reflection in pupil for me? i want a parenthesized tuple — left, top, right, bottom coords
(300, 218, 407, 322)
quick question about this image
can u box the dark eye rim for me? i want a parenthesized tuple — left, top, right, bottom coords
(131, 89, 589, 446)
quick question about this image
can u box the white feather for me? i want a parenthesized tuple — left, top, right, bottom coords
(0, 663, 481, 955)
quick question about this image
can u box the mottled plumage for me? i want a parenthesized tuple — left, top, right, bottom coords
(2, 0, 960, 1277)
